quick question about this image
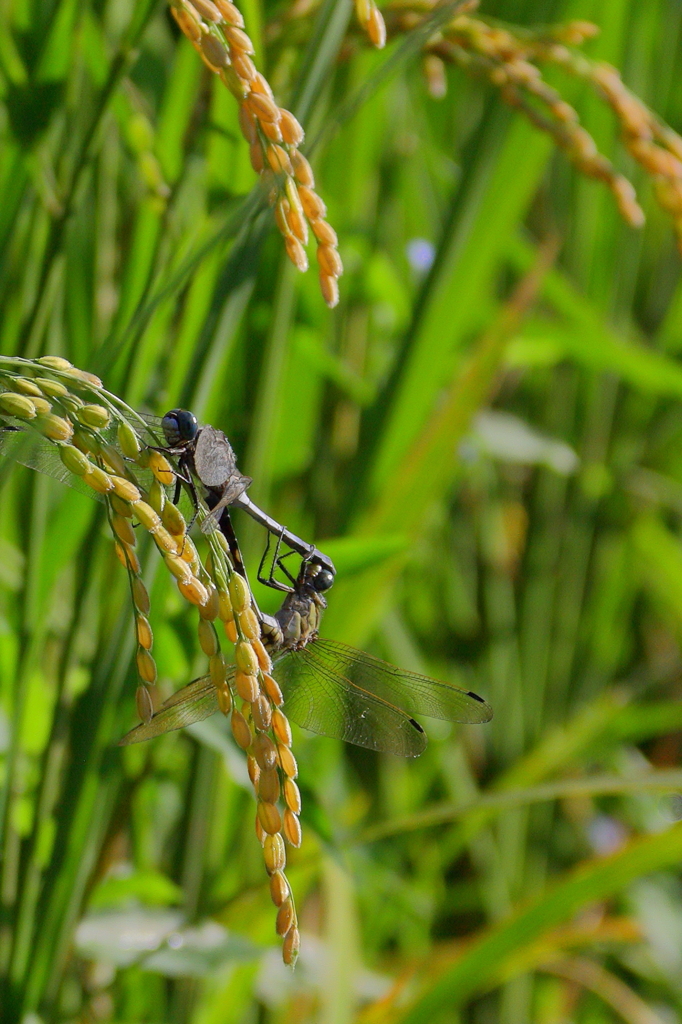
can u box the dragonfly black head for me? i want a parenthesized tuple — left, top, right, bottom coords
(302, 559, 335, 593)
(311, 566, 335, 593)
(162, 409, 199, 447)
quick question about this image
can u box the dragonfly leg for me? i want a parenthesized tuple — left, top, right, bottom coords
(257, 529, 294, 593)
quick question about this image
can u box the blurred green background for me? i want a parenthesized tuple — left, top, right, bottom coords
(3, 0, 682, 1021)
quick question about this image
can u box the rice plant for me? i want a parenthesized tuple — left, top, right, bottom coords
(2, 0, 682, 1021)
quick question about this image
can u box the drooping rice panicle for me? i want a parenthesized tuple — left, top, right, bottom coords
(0, 355, 304, 964)
(169, 0, 343, 307)
(371, 1, 682, 249)
(354, 0, 386, 49)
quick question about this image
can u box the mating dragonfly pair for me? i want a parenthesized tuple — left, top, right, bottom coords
(0, 407, 493, 755)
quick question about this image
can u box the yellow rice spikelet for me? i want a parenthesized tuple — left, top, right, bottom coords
(168, 0, 342, 306)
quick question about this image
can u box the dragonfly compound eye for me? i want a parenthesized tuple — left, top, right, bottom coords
(162, 408, 199, 446)
(312, 567, 335, 593)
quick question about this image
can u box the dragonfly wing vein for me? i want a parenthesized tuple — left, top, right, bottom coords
(118, 676, 220, 744)
(308, 639, 493, 724)
(275, 648, 427, 757)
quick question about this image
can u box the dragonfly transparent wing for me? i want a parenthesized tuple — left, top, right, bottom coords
(292, 639, 492, 725)
(118, 675, 223, 744)
(276, 646, 428, 757)
(0, 427, 104, 500)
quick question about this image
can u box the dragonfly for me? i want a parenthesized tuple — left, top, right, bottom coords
(0, 406, 335, 582)
(159, 409, 336, 579)
(119, 554, 493, 757)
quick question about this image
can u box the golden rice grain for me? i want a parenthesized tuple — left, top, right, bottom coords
(233, 52, 256, 81)
(290, 151, 315, 187)
(114, 542, 141, 574)
(100, 443, 127, 477)
(111, 514, 136, 547)
(235, 670, 259, 703)
(230, 709, 253, 749)
(262, 673, 283, 705)
(136, 647, 157, 684)
(161, 501, 187, 538)
(9, 377, 42, 397)
(132, 500, 162, 532)
(253, 732, 278, 770)
(275, 899, 294, 936)
(136, 683, 154, 724)
(189, 0, 222, 21)
(217, 589, 234, 622)
(238, 103, 258, 143)
(283, 808, 302, 848)
(132, 578, 150, 615)
(317, 244, 343, 277)
(251, 694, 272, 732)
(164, 554, 190, 582)
(277, 743, 298, 778)
(225, 24, 253, 52)
(297, 185, 326, 220)
(35, 377, 68, 397)
(238, 606, 260, 641)
(319, 272, 339, 308)
(247, 753, 260, 788)
(110, 476, 142, 502)
(246, 91, 280, 124)
(260, 119, 283, 143)
(366, 4, 386, 48)
(37, 355, 72, 370)
(198, 586, 219, 621)
(38, 414, 73, 442)
(266, 145, 293, 175)
(178, 536, 199, 565)
(311, 219, 338, 247)
(210, 652, 228, 687)
(279, 109, 304, 146)
(136, 615, 153, 650)
(77, 404, 110, 429)
(285, 235, 308, 272)
(198, 619, 219, 657)
(250, 72, 274, 98)
(283, 777, 301, 815)
(282, 926, 300, 966)
(235, 640, 258, 674)
(269, 870, 289, 906)
(83, 465, 114, 494)
(272, 708, 292, 747)
(257, 800, 282, 835)
(263, 833, 286, 873)
(228, 572, 250, 614)
(59, 444, 91, 476)
(253, 640, 273, 675)
(215, 0, 244, 25)
(258, 767, 280, 804)
(200, 31, 230, 68)
(285, 203, 309, 245)
(177, 576, 210, 606)
(217, 683, 232, 714)
(172, 6, 202, 41)
(152, 526, 180, 555)
(147, 450, 175, 486)
(30, 397, 52, 416)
